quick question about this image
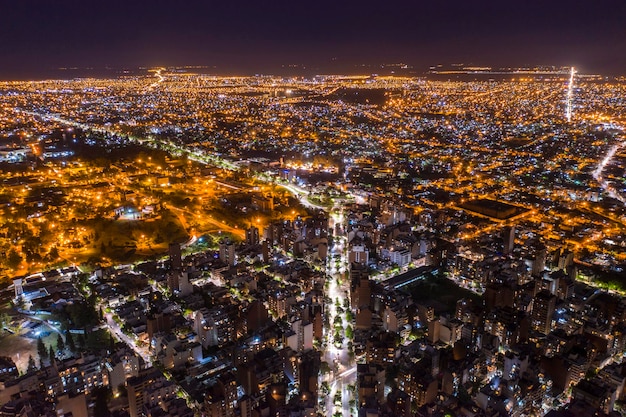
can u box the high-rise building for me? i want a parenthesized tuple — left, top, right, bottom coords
(349, 244, 369, 264)
(357, 363, 386, 406)
(350, 262, 370, 310)
(503, 225, 515, 254)
(169, 243, 182, 271)
(127, 370, 176, 417)
(531, 290, 556, 335)
(398, 364, 438, 407)
(219, 239, 236, 266)
(261, 240, 270, 263)
(168, 270, 193, 296)
(557, 248, 574, 271)
(297, 350, 321, 395)
(195, 306, 237, 348)
(387, 389, 411, 417)
(263, 221, 284, 246)
(167, 272, 179, 295)
(215, 372, 238, 417)
(146, 312, 172, 339)
(532, 245, 547, 276)
(246, 226, 259, 246)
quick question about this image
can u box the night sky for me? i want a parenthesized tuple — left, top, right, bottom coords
(1, 0, 626, 78)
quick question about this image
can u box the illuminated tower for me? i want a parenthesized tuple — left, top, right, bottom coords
(531, 290, 556, 335)
(565, 66, 576, 122)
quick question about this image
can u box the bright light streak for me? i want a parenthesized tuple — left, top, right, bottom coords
(337, 366, 356, 378)
(147, 68, 166, 91)
(565, 66, 576, 122)
(593, 139, 626, 205)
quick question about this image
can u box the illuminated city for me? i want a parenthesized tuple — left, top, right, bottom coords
(1, 2, 626, 417)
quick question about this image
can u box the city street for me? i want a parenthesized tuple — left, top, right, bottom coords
(320, 207, 357, 417)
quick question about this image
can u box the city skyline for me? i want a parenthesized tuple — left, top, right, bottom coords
(1, 0, 626, 78)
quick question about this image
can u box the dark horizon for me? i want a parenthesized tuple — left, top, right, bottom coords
(1, 0, 626, 79)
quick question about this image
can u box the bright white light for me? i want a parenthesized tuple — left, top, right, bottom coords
(565, 67, 576, 122)
(337, 367, 356, 378)
(593, 140, 626, 205)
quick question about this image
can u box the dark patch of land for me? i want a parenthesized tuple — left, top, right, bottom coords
(458, 198, 528, 220)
